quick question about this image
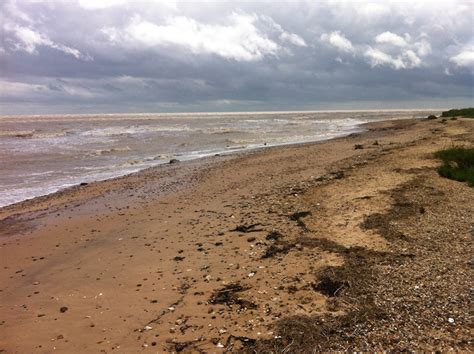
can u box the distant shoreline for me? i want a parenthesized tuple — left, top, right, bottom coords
(0, 108, 442, 119)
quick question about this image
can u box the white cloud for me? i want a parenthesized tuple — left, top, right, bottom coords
(78, 0, 179, 10)
(364, 47, 423, 70)
(364, 47, 405, 69)
(403, 50, 421, 67)
(450, 49, 474, 67)
(357, 3, 391, 19)
(0, 80, 47, 97)
(4, 23, 91, 60)
(375, 32, 409, 47)
(0, 79, 94, 98)
(415, 38, 432, 57)
(362, 31, 432, 70)
(280, 32, 307, 47)
(5, 1, 34, 24)
(78, 0, 127, 10)
(320, 31, 354, 53)
(258, 14, 306, 47)
(102, 13, 280, 61)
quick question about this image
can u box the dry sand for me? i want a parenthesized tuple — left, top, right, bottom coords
(0, 118, 472, 352)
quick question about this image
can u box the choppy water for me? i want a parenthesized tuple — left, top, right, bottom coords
(0, 110, 436, 207)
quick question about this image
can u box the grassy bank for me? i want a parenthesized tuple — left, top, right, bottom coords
(435, 146, 474, 186)
(441, 108, 474, 118)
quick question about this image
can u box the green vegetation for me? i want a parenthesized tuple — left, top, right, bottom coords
(441, 108, 474, 118)
(434, 146, 474, 187)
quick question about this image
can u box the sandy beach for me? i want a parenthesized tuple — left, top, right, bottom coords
(1, 117, 472, 352)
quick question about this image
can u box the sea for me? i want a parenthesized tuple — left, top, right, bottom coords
(0, 110, 438, 207)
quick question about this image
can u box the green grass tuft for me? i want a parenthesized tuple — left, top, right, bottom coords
(441, 108, 474, 118)
(434, 146, 474, 186)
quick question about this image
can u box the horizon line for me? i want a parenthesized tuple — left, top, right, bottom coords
(0, 107, 444, 119)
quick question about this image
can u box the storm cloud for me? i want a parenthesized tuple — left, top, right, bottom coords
(0, 0, 472, 114)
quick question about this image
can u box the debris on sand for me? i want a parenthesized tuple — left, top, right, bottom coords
(231, 223, 263, 233)
(224, 335, 257, 351)
(312, 276, 348, 297)
(288, 211, 311, 231)
(265, 230, 283, 241)
(289, 211, 311, 221)
(166, 340, 195, 352)
(261, 243, 293, 259)
(209, 283, 257, 310)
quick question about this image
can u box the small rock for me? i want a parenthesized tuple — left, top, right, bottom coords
(59, 306, 68, 313)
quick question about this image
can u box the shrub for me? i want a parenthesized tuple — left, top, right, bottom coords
(440, 108, 474, 118)
(434, 146, 474, 187)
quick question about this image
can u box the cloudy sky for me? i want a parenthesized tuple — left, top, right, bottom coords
(0, 0, 473, 115)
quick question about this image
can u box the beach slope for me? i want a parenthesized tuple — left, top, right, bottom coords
(1, 118, 473, 352)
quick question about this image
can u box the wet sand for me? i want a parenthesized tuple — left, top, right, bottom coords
(1, 118, 473, 352)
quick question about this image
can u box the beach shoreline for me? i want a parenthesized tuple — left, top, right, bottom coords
(1, 117, 472, 352)
(0, 116, 425, 215)
(0, 110, 438, 209)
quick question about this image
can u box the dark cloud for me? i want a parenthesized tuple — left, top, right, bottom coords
(0, 0, 473, 115)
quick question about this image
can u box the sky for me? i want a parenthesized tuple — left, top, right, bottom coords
(0, 0, 473, 115)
